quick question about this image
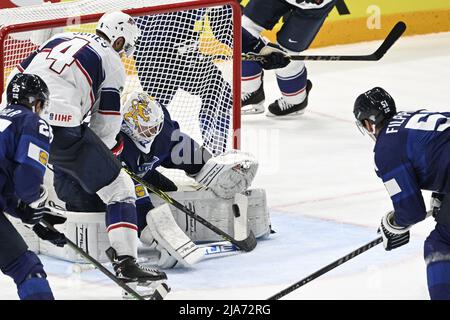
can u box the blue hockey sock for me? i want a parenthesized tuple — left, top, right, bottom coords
(426, 260, 450, 300)
(18, 277, 54, 300)
(2, 250, 54, 300)
(424, 224, 450, 300)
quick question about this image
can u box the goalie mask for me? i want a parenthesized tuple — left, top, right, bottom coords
(96, 11, 140, 57)
(122, 92, 164, 144)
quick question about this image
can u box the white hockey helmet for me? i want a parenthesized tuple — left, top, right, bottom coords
(122, 92, 164, 144)
(96, 11, 140, 57)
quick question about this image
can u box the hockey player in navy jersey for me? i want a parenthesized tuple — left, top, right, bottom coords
(0, 73, 59, 300)
(55, 91, 259, 268)
(241, 0, 337, 116)
(4, 11, 168, 284)
(354, 87, 450, 300)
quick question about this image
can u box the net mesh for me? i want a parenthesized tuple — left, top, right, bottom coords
(1, 0, 238, 187)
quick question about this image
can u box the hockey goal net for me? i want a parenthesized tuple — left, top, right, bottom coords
(0, 0, 241, 188)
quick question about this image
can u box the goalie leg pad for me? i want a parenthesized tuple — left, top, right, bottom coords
(142, 204, 204, 268)
(149, 188, 271, 242)
(194, 150, 258, 199)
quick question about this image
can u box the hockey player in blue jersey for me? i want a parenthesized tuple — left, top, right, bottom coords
(54, 91, 259, 268)
(5, 11, 168, 284)
(0, 73, 59, 300)
(353, 87, 450, 300)
(241, 0, 337, 116)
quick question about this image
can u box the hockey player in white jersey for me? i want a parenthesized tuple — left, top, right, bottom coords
(4, 11, 168, 285)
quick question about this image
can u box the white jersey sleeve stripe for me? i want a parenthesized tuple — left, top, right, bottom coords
(75, 60, 95, 107)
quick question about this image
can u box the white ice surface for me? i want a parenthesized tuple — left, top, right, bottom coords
(1, 31, 449, 300)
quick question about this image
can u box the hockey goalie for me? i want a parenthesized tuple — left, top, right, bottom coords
(54, 92, 272, 268)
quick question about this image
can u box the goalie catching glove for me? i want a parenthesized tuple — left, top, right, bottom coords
(378, 211, 411, 251)
(193, 150, 258, 199)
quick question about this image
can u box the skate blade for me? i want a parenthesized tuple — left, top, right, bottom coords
(241, 103, 265, 115)
(266, 109, 306, 118)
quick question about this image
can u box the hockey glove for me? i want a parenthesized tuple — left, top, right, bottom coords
(248, 38, 291, 70)
(17, 186, 49, 225)
(33, 211, 67, 247)
(258, 43, 291, 70)
(378, 211, 411, 251)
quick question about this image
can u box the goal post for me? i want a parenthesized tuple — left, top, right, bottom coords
(0, 0, 242, 152)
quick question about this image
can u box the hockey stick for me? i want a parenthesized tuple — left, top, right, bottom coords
(267, 237, 383, 300)
(199, 241, 240, 257)
(38, 221, 154, 300)
(35, 205, 169, 301)
(123, 167, 257, 252)
(243, 22, 407, 62)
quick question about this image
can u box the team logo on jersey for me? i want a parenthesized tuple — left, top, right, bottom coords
(49, 112, 73, 123)
(138, 156, 160, 174)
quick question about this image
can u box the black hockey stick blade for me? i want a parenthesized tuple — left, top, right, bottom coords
(123, 168, 258, 252)
(370, 21, 407, 60)
(267, 237, 383, 300)
(242, 21, 406, 62)
(235, 229, 257, 252)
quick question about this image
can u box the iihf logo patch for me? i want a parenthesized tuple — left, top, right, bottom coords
(49, 113, 73, 122)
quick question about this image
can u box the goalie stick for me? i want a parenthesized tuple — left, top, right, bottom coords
(123, 167, 257, 252)
(267, 237, 383, 300)
(243, 21, 407, 62)
(200, 241, 239, 257)
(38, 206, 169, 301)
